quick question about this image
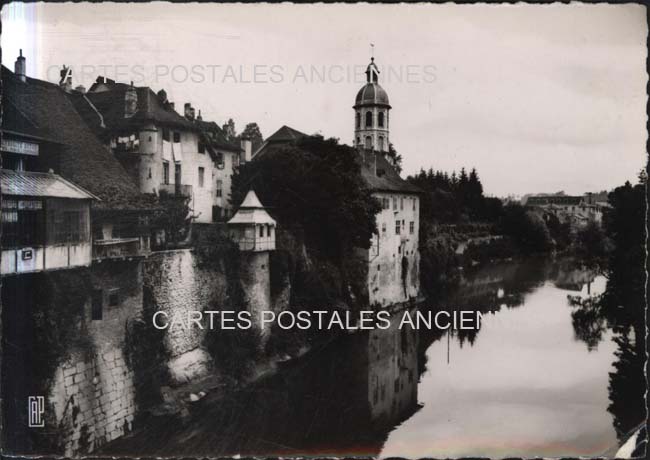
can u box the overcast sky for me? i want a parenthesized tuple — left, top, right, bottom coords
(2, 2, 647, 196)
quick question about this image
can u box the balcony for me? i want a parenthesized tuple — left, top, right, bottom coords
(92, 237, 150, 261)
(159, 183, 193, 198)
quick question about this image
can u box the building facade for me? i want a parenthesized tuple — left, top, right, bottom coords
(2, 55, 154, 455)
(76, 79, 244, 223)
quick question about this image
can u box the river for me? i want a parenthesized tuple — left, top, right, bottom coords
(104, 257, 637, 458)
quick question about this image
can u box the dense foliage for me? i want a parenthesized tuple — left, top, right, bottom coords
(567, 174, 647, 441)
(231, 136, 381, 260)
(407, 167, 503, 224)
(152, 191, 192, 248)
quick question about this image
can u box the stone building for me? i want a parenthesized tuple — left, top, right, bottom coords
(254, 55, 421, 309)
(2, 55, 154, 455)
(73, 77, 244, 223)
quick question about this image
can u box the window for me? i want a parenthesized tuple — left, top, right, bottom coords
(198, 167, 205, 187)
(162, 128, 170, 142)
(393, 197, 397, 210)
(400, 197, 404, 210)
(409, 221, 415, 234)
(365, 111, 373, 127)
(91, 289, 103, 320)
(378, 112, 384, 127)
(259, 226, 264, 237)
(163, 162, 170, 184)
(216, 180, 223, 197)
(382, 223, 386, 233)
(378, 136, 384, 151)
(198, 141, 205, 154)
(108, 289, 120, 306)
(356, 112, 361, 129)
(365, 136, 372, 149)
(382, 198, 390, 209)
(174, 164, 182, 186)
(413, 198, 416, 211)
(1, 199, 45, 248)
(395, 221, 401, 235)
(356, 137, 360, 146)
(173, 131, 181, 143)
(54, 211, 82, 244)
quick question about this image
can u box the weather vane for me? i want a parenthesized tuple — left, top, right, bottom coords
(370, 43, 375, 60)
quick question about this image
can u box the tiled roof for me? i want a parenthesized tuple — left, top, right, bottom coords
(2, 66, 154, 210)
(1, 169, 98, 200)
(253, 125, 307, 158)
(526, 195, 583, 206)
(194, 119, 240, 152)
(82, 83, 195, 135)
(356, 150, 421, 195)
(228, 191, 276, 225)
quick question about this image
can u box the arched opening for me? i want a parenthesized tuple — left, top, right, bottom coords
(378, 112, 384, 127)
(365, 111, 373, 127)
(365, 136, 372, 149)
(356, 112, 360, 129)
(356, 137, 361, 146)
(378, 136, 385, 151)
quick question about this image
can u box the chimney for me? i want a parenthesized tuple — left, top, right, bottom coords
(15, 49, 26, 82)
(168, 102, 175, 111)
(75, 85, 86, 93)
(241, 138, 252, 163)
(59, 65, 72, 92)
(157, 89, 168, 103)
(184, 103, 194, 120)
(124, 81, 138, 118)
(196, 110, 203, 122)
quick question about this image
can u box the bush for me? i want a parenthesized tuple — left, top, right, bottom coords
(500, 203, 553, 254)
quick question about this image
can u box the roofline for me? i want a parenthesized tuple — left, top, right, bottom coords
(1, 169, 101, 201)
(1, 129, 65, 145)
(353, 103, 392, 109)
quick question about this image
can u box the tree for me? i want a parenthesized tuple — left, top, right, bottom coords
(231, 135, 381, 260)
(500, 203, 552, 254)
(386, 143, 403, 174)
(240, 122, 264, 151)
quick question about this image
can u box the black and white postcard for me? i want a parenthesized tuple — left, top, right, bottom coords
(0, 2, 647, 458)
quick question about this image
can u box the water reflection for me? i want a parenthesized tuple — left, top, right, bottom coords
(104, 318, 421, 457)
(104, 257, 644, 458)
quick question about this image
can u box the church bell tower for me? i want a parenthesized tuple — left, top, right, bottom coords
(354, 56, 391, 152)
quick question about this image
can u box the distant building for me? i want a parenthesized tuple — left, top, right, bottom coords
(523, 193, 605, 228)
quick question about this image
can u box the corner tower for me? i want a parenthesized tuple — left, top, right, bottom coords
(354, 57, 391, 152)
